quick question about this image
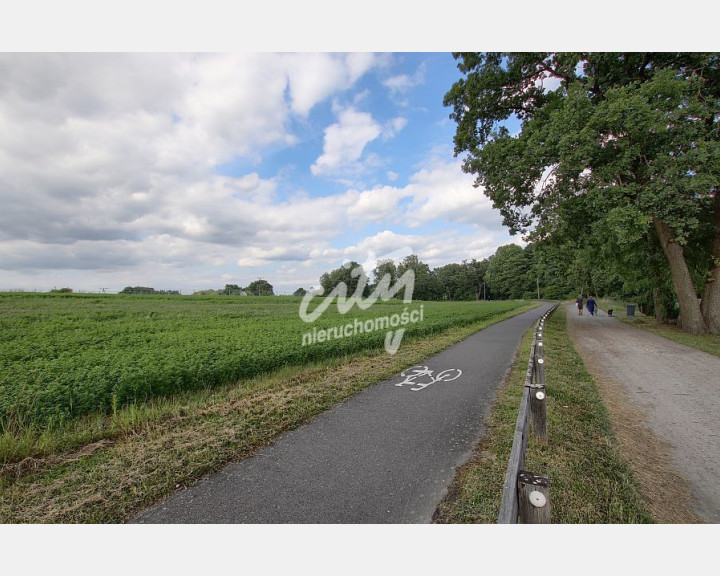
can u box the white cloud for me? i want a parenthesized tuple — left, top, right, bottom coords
(383, 60, 427, 103)
(0, 152, 507, 285)
(284, 53, 381, 116)
(344, 186, 409, 222)
(310, 107, 382, 176)
(334, 226, 516, 281)
(535, 71, 563, 93)
(0, 52, 381, 186)
(343, 230, 418, 260)
(0, 53, 516, 293)
(382, 116, 408, 139)
(402, 157, 501, 229)
(236, 245, 311, 267)
(0, 53, 378, 250)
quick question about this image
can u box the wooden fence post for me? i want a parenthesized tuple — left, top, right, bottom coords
(517, 470, 551, 523)
(529, 323, 547, 440)
(528, 386, 547, 440)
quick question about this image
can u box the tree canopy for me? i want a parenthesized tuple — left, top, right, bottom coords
(485, 244, 533, 300)
(315, 255, 492, 303)
(245, 279, 274, 296)
(121, 286, 180, 295)
(221, 284, 245, 296)
(397, 255, 443, 301)
(320, 262, 370, 298)
(444, 52, 720, 333)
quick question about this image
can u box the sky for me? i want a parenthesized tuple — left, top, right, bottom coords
(0, 3, 704, 295)
(0, 52, 525, 294)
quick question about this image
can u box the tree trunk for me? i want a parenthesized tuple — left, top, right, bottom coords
(653, 217, 708, 334)
(653, 286, 665, 325)
(701, 190, 720, 334)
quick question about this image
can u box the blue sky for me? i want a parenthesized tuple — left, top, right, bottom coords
(216, 53, 462, 197)
(0, 52, 526, 293)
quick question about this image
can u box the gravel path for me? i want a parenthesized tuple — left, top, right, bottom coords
(566, 303, 720, 523)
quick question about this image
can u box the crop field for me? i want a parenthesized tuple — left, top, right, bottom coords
(0, 293, 528, 434)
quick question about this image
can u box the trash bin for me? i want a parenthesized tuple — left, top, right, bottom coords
(626, 304, 635, 316)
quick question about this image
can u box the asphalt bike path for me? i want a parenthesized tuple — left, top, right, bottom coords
(133, 302, 553, 523)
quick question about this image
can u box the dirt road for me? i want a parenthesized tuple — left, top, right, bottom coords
(566, 303, 720, 523)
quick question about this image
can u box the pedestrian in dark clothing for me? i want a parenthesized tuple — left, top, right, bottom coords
(576, 294, 584, 315)
(587, 296, 596, 316)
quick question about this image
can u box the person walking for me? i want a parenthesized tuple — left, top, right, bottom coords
(576, 294, 584, 315)
(586, 295, 596, 316)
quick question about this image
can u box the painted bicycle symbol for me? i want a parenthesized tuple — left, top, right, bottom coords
(395, 365, 463, 391)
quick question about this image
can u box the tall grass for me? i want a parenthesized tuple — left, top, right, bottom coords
(0, 293, 527, 437)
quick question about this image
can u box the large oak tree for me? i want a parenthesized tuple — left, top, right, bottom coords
(445, 53, 720, 334)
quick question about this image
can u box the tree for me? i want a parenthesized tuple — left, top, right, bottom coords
(434, 261, 490, 300)
(485, 244, 533, 299)
(319, 262, 370, 298)
(369, 259, 398, 297)
(445, 52, 720, 334)
(373, 259, 398, 285)
(293, 287, 308, 297)
(397, 255, 442, 301)
(121, 286, 156, 295)
(464, 258, 490, 300)
(526, 241, 575, 300)
(221, 284, 245, 296)
(246, 279, 274, 296)
(435, 263, 472, 300)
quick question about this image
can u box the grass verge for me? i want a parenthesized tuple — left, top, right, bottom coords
(0, 303, 538, 523)
(597, 297, 720, 359)
(622, 318, 720, 359)
(433, 304, 653, 524)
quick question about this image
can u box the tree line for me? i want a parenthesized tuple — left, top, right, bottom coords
(304, 246, 586, 303)
(444, 52, 719, 334)
(120, 286, 181, 295)
(193, 279, 275, 297)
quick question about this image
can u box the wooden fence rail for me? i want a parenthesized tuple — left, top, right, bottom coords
(497, 303, 558, 524)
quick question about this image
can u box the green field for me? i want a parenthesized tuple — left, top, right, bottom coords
(0, 293, 527, 433)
